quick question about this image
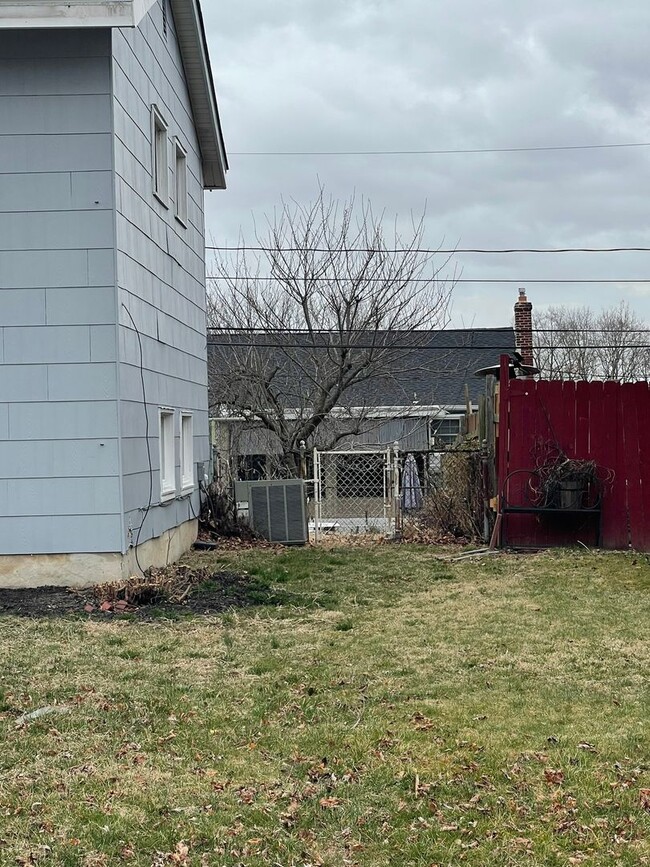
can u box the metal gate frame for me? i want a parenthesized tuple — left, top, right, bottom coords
(313, 446, 400, 542)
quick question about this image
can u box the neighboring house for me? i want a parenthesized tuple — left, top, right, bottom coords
(208, 328, 516, 482)
(0, 0, 227, 586)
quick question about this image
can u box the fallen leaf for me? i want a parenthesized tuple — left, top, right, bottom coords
(411, 712, 435, 731)
(168, 842, 190, 865)
(319, 796, 342, 809)
(82, 855, 109, 867)
(544, 769, 565, 785)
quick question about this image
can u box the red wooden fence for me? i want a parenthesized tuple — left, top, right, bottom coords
(497, 355, 650, 550)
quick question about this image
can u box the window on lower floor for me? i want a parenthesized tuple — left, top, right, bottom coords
(180, 413, 194, 490)
(159, 409, 175, 499)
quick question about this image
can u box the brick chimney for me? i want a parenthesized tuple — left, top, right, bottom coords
(514, 288, 534, 367)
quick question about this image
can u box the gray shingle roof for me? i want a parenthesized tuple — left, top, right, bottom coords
(207, 327, 515, 410)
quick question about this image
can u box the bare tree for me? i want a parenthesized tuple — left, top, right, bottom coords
(533, 301, 650, 381)
(207, 189, 456, 473)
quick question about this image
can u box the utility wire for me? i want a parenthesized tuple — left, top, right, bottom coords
(207, 245, 650, 255)
(229, 141, 650, 157)
(207, 327, 650, 335)
(207, 341, 650, 351)
(207, 275, 650, 285)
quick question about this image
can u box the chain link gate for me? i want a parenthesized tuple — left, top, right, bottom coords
(313, 447, 400, 541)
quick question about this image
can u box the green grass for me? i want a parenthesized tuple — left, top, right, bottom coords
(1, 546, 650, 865)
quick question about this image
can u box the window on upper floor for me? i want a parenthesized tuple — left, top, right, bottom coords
(174, 139, 188, 227)
(162, 0, 168, 36)
(151, 105, 169, 206)
(159, 409, 175, 500)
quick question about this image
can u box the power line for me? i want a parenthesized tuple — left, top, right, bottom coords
(229, 141, 650, 157)
(207, 327, 650, 334)
(207, 275, 650, 285)
(207, 341, 650, 351)
(207, 245, 650, 255)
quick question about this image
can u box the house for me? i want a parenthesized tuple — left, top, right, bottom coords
(0, 0, 227, 586)
(208, 327, 516, 483)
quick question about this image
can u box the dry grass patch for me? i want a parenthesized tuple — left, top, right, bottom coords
(0, 546, 649, 865)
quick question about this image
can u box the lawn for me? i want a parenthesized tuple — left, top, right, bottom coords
(1, 545, 649, 866)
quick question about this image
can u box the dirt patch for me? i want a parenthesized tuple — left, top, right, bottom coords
(0, 570, 285, 620)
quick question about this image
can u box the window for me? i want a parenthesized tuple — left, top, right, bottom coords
(151, 105, 168, 205)
(159, 409, 175, 499)
(174, 139, 188, 226)
(162, 0, 168, 36)
(180, 413, 194, 490)
(431, 417, 462, 447)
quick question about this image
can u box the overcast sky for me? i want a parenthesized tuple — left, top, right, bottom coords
(201, 1, 650, 328)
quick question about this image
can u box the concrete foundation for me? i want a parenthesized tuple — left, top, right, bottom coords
(0, 519, 199, 589)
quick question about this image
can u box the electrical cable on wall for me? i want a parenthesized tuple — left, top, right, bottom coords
(121, 302, 154, 575)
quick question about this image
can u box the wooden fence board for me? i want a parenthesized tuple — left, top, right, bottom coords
(588, 382, 612, 546)
(575, 381, 591, 460)
(633, 382, 650, 550)
(622, 382, 645, 551)
(603, 381, 628, 549)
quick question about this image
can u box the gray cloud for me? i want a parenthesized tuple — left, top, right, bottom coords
(202, 0, 650, 326)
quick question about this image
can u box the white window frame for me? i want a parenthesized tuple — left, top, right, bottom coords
(151, 105, 169, 207)
(159, 408, 176, 500)
(174, 138, 188, 227)
(180, 413, 194, 491)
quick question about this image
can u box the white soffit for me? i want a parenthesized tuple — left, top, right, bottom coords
(0, 1, 158, 28)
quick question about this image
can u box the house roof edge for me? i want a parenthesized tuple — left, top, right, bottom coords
(170, 0, 228, 189)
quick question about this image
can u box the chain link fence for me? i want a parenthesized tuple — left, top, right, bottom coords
(399, 447, 483, 541)
(313, 448, 399, 538)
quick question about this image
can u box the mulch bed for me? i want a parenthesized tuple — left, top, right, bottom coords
(0, 570, 272, 620)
